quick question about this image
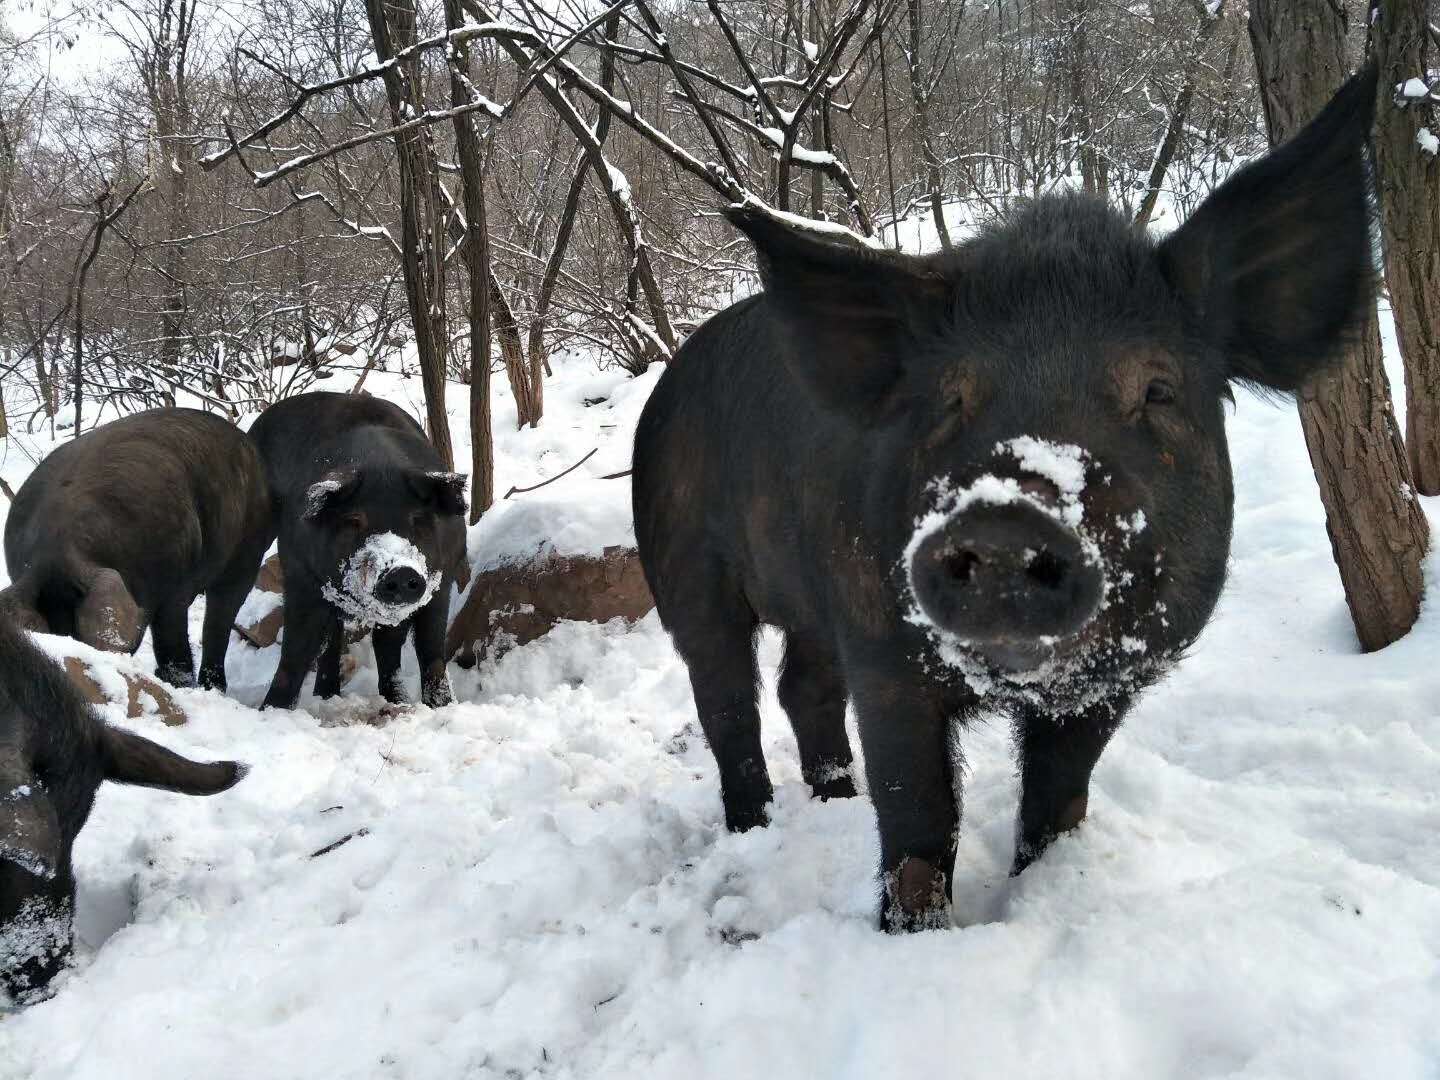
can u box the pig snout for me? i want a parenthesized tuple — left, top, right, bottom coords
(909, 500, 1103, 670)
(374, 566, 426, 606)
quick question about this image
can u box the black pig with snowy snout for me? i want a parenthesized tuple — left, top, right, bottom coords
(632, 68, 1379, 930)
(0, 616, 245, 1002)
(0, 409, 272, 691)
(247, 392, 467, 711)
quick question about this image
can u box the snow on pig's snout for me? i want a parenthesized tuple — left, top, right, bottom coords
(322, 532, 442, 628)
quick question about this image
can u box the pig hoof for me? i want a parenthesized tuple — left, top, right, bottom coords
(1056, 793, 1089, 833)
(811, 776, 858, 801)
(156, 665, 196, 689)
(723, 801, 770, 833)
(881, 857, 951, 932)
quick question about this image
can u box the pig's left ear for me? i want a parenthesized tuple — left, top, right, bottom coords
(0, 777, 61, 880)
(409, 470, 468, 517)
(1157, 61, 1378, 394)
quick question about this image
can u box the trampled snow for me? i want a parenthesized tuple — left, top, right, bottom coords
(0, 309, 1438, 1075)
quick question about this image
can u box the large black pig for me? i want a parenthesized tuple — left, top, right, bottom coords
(633, 70, 1378, 930)
(0, 409, 272, 691)
(247, 392, 467, 710)
(0, 616, 246, 1000)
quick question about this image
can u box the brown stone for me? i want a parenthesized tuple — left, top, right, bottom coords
(447, 546, 653, 666)
(236, 605, 285, 649)
(63, 655, 188, 727)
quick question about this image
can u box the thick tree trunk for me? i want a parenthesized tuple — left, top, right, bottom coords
(1372, 0, 1440, 494)
(1250, 0, 1428, 651)
(366, 0, 454, 469)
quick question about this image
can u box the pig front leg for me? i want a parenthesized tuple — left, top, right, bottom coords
(410, 591, 453, 708)
(372, 621, 410, 704)
(261, 582, 334, 710)
(311, 625, 346, 699)
(850, 662, 967, 932)
(1010, 697, 1126, 876)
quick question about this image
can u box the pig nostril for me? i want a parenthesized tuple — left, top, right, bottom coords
(1025, 549, 1068, 590)
(938, 547, 979, 584)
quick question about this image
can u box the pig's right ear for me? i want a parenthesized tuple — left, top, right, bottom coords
(303, 469, 361, 520)
(409, 471, 468, 517)
(0, 776, 61, 880)
(725, 206, 949, 420)
(100, 725, 248, 796)
(76, 568, 144, 654)
(1157, 63, 1378, 394)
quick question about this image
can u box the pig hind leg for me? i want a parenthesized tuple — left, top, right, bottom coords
(151, 595, 196, 687)
(777, 633, 856, 800)
(663, 579, 772, 832)
(198, 550, 267, 691)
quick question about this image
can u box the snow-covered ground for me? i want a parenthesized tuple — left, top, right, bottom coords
(1, 293, 1439, 1076)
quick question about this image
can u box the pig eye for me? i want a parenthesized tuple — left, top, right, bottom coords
(340, 512, 366, 531)
(1145, 380, 1177, 406)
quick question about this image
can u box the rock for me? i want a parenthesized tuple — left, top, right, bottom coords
(62, 655, 188, 727)
(255, 554, 285, 595)
(447, 545, 653, 667)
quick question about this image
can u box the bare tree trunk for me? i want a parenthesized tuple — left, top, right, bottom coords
(437, 190, 537, 429)
(1250, 0, 1428, 651)
(1372, 0, 1440, 494)
(142, 0, 197, 377)
(475, 2, 675, 366)
(904, 0, 951, 247)
(445, 0, 493, 517)
(527, 152, 585, 380)
(1067, 0, 1100, 194)
(366, 0, 454, 468)
(489, 278, 536, 427)
(1134, 2, 1223, 230)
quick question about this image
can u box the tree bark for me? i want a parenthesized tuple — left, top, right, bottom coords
(366, 0, 454, 469)
(1371, 0, 1440, 494)
(1250, 0, 1428, 651)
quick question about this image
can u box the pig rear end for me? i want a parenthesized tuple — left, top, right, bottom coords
(0, 408, 272, 691)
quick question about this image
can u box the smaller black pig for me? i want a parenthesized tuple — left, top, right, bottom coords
(0, 409, 272, 691)
(0, 616, 246, 1001)
(247, 392, 467, 710)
